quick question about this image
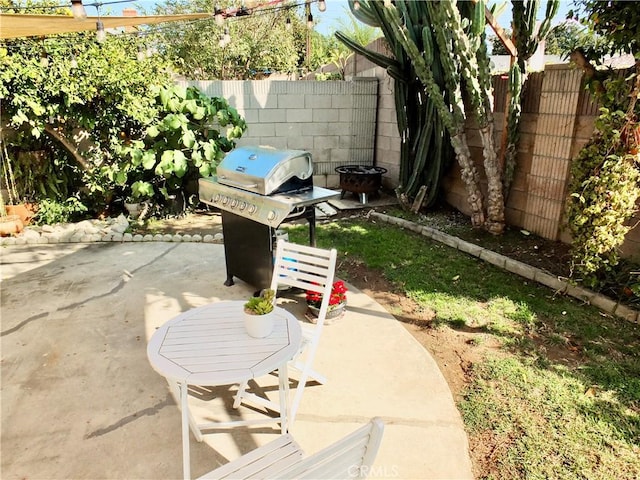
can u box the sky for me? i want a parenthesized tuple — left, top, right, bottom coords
(113, 0, 577, 36)
(311, 0, 577, 35)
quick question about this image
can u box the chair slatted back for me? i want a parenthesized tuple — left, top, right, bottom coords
(270, 240, 338, 324)
(199, 418, 385, 480)
(199, 434, 303, 479)
(276, 417, 385, 479)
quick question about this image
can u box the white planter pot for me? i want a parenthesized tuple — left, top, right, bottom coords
(124, 202, 142, 219)
(244, 311, 275, 338)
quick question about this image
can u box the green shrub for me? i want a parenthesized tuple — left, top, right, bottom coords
(33, 198, 88, 225)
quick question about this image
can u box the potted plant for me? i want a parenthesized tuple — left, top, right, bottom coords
(306, 280, 348, 322)
(243, 288, 276, 338)
(0, 138, 25, 236)
(124, 180, 154, 219)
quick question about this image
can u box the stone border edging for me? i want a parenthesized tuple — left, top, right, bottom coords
(369, 211, 639, 324)
(0, 214, 224, 246)
(3, 210, 637, 323)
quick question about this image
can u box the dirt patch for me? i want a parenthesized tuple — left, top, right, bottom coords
(132, 208, 224, 236)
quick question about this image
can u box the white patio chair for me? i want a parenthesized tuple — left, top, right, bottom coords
(197, 417, 384, 479)
(233, 239, 338, 426)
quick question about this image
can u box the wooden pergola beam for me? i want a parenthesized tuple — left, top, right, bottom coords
(484, 6, 517, 57)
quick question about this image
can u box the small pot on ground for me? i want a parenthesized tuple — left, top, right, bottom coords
(0, 214, 24, 236)
(124, 202, 142, 219)
(5, 203, 36, 225)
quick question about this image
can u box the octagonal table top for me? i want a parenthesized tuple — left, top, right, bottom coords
(147, 300, 301, 386)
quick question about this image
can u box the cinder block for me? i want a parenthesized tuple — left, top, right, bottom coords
(242, 109, 260, 123)
(286, 109, 313, 123)
(278, 94, 305, 108)
(504, 207, 524, 227)
(324, 174, 340, 189)
(328, 122, 351, 136)
(507, 189, 528, 212)
(332, 95, 353, 109)
(456, 239, 483, 257)
(329, 149, 350, 163)
(305, 123, 330, 136)
(534, 271, 567, 292)
(287, 136, 315, 150)
(312, 174, 328, 188)
(589, 294, 618, 315)
(613, 303, 639, 323)
(314, 136, 339, 150)
(247, 123, 275, 137)
(313, 109, 340, 123)
(259, 109, 286, 123)
(339, 109, 353, 122)
(479, 249, 507, 268)
(305, 94, 332, 109)
(504, 257, 537, 280)
(275, 123, 301, 137)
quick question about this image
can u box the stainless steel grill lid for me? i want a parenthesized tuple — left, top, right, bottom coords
(216, 146, 313, 195)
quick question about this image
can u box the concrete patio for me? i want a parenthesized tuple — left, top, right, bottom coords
(1, 241, 473, 479)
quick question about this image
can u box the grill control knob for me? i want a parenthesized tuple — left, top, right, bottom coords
(230, 199, 238, 208)
(222, 196, 229, 205)
(239, 201, 247, 211)
(213, 194, 220, 203)
(248, 205, 257, 214)
(267, 211, 277, 221)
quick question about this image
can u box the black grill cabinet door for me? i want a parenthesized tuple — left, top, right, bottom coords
(221, 211, 273, 291)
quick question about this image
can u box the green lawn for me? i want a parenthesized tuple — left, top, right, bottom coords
(287, 217, 640, 480)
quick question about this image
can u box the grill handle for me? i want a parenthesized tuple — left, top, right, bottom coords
(218, 176, 258, 189)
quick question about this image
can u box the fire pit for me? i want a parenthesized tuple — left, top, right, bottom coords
(335, 165, 388, 204)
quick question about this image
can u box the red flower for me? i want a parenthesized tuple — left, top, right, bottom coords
(306, 280, 348, 308)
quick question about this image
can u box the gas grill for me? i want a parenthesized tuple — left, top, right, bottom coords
(199, 146, 339, 291)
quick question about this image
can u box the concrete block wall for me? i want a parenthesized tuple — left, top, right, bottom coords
(179, 79, 378, 189)
(443, 69, 584, 241)
(179, 57, 638, 259)
(522, 66, 584, 240)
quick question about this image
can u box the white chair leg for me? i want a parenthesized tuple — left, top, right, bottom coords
(180, 382, 191, 480)
(279, 363, 289, 434)
(291, 360, 327, 385)
(289, 344, 320, 425)
(168, 380, 203, 443)
(233, 380, 249, 409)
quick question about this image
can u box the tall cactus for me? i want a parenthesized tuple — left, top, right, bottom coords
(339, 0, 519, 232)
(335, 0, 452, 210)
(430, 0, 505, 234)
(379, 1, 487, 227)
(503, 1, 559, 196)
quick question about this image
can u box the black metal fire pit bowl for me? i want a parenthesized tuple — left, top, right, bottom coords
(335, 165, 388, 204)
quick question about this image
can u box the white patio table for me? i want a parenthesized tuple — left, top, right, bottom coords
(147, 300, 302, 480)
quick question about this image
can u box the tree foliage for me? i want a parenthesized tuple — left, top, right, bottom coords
(569, 0, 640, 59)
(0, 31, 173, 209)
(112, 85, 246, 207)
(565, 1, 640, 288)
(0, 7, 247, 214)
(490, 29, 512, 56)
(148, 0, 312, 79)
(544, 21, 605, 57)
